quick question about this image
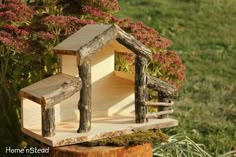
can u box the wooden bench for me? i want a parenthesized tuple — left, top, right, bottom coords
(20, 73, 82, 137)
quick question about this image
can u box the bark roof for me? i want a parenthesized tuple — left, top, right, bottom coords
(53, 24, 152, 61)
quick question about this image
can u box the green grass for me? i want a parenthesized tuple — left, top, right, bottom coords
(116, 0, 236, 155)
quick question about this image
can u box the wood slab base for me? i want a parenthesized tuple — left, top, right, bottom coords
(48, 142, 152, 157)
(22, 115, 178, 147)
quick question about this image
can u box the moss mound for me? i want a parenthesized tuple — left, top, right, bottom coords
(79, 129, 167, 147)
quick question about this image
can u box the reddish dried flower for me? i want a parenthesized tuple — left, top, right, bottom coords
(121, 21, 172, 49)
(151, 51, 186, 88)
(36, 31, 56, 40)
(42, 15, 95, 36)
(81, 0, 120, 13)
(82, 6, 112, 22)
(80, 4, 185, 87)
(82, 7, 172, 49)
(0, 30, 29, 53)
(3, 24, 29, 36)
(0, 0, 34, 23)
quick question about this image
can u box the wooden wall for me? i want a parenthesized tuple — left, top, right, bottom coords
(58, 40, 135, 118)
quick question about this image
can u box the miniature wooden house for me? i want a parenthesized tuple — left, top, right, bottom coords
(20, 24, 178, 147)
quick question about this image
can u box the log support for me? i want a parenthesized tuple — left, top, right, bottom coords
(42, 106, 55, 137)
(135, 56, 147, 123)
(77, 60, 92, 133)
(157, 91, 170, 119)
(146, 76, 177, 98)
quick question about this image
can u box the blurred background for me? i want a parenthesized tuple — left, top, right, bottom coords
(0, 0, 235, 156)
(116, 0, 236, 155)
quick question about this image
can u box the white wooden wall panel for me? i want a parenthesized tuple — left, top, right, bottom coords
(58, 41, 135, 118)
(22, 99, 41, 129)
(61, 55, 78, 77)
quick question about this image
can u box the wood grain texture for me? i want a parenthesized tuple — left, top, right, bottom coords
(52, 24, 152, 64)
(78, 60, 92, 133)
(146, 76, 177, 98)
(50, 142, 153, 157)
(78, 25, 118, 63)
(42, 107, 55, 137)
(114, 71, 134, 81)
(135, 56, 147, 123)
(22, 116, 178, 147)
(53, 25, 113, 56)
(115, 25, 152, 60)
(20, 74, 82, 109)
(42, 75, 82, 109)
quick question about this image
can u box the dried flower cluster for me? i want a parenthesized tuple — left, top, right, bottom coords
(81, 0, 120, 13)
(152, 51, 186, 88)
(120, 21, 172, 50)
(42, 15, 95, 36)
(3, 25, 29, 37)
(82, 6, 112, 23)
(0, 0, 34, 53)
(81, 4, 186, 87)
(0, 0, 186, 88)
(0, 30, 28, 53)
(0, 0, 34, 24)
(36, 31, 56, 41)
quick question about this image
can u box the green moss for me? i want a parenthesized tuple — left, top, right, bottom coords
(78, 129, 167, 147)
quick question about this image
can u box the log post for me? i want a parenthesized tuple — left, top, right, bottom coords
(77, 59, 92, 133)
(135, 56, 147, 123)
(42, 106, 55, 137)
(157, 91, 170, 119)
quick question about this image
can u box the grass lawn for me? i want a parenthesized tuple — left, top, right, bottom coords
(116, 0, 236, 155)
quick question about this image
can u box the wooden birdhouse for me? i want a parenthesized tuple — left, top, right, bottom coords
(20, 24, 178, 147)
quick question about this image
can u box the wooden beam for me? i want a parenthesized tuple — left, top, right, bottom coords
(146, 76, 177, 98)
(20, 74, 82, 109)
(77, 59, 92, 133)
(42, 75, 82, 109)
(145, 101, 174, 107)
(42, 106, 55, 137)
(147, 110, 174, 119)
(53, 24, 152, 63)
(78, 26, 117, 64)
(115, 25, 152, 61)
(135, 56, 147, 123)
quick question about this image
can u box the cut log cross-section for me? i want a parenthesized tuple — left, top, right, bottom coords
(135, 56, 148, 123)
(78, 59, 92, 133)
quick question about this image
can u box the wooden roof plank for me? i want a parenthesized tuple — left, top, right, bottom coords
(20, 74, 82, 109)
(52, 24, 152, 62)
(115, 25, 152, 60)
(79, 25, 118, 62)
(53, 25, 113, 55)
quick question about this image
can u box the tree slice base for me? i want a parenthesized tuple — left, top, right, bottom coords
(22, 115, 177, 147)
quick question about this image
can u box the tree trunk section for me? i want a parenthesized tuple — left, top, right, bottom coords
(77, 60, 92, 133)
(157, 91, 170, 119)
(135, 56, 147, 123)
(42, 107, 55, 137)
